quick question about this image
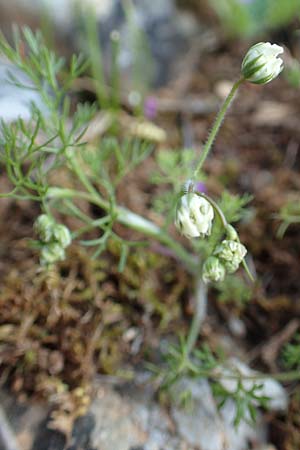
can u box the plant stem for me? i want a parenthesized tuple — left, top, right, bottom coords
(48, 187, 197, 273)
(193, 78, 244, 178)
(197, 192, 228, 228)
(186, 277, 207, 355)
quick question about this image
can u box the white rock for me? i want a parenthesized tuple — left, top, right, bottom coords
(171, 378, 266, 450)
(218, 358, 288, 411)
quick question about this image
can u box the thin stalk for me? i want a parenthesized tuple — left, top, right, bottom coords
(197, 192, 228, 228)
(48, 187, 197, 274)
(185, 277, 207, 355)
(193, 78, 244, 178)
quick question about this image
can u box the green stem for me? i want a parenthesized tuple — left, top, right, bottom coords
(186, 277, 207, 356)
(48, 187, 197, 274)
(193, 78, 244, 178)
(198, 192, 228, 228)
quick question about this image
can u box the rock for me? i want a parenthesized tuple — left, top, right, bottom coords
(1, 0, 200, 88)
(0, 61, 47, 122)
(90, 383, 186, 450)
(218, 358, 288, 411)
(171, 378, 225, 450)
(171, 378, 267, 450)
(0, 390, 48, 450)
(90, 386, 147, 450)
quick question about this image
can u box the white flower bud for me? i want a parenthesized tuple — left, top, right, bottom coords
(214, 240, 247, 274)
(53, 224, 72, 248)
(40, 243, 66, 266)
(241, 42, 284, 84)
(175, 193, 214, 239)
(34, 214, 55, 243)
(202, 256, 226, 283)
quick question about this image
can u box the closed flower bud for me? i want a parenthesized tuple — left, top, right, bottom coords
(241, 42, 284, 85)
(214, 240, 247, 273)
(34, 214, 55, 243)
(40, 243, 65, 266)
(53, 224, 72, 248)
(202, 256, 226, 283)
(175, 192, 214, 239)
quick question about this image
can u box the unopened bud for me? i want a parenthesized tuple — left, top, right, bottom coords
(40, 243, 66, 266)
(175, 192, 214, 239)
(202, 256, 226, 283)
(34, 214, 55, 243)
(214, 240, 247, 274)
(241, 42, 284, 85)
(53, 224, 72, 248)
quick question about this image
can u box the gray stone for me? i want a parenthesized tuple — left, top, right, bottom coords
(171, 378, 267, 450)
(0, 62, 47, 122)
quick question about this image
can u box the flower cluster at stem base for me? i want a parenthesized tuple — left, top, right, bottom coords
(34, 214, 71, 266)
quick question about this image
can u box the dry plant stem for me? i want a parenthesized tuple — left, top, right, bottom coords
(0, 406, 21, 450)
(186, 277, 208, 356)
(193, 77, 244, 178)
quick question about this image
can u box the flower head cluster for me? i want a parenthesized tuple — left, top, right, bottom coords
(34, 214, 71, 266)
(175, 182, 214, 239)
(241, 42, 284, 85)
(202, 235, 247, 284)
(202, 256, 226, 283)
(214, 239, 247, 273)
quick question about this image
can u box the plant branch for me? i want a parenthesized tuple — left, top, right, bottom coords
(47, 187, 197, 273)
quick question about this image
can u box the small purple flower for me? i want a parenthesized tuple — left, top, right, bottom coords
(195, 181, 207, 194)
(144, 96, 158, 120)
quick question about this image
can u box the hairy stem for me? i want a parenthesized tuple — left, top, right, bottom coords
(193, 78, 244, 178)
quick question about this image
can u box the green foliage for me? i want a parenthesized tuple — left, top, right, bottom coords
(0, 27, 88, 111)
(277, 197, 300, 237)
(218, 191, 253, 224)
(282, 334, 300, 370)
(81, 136, 154, 187)
(157, 338, 220, 390)
(284, 57, 300, 89)
(0, 26, 158, 272)
(214, 274, 252, 305)
(153, 337, 270, 426)
(208, 0, 300, 37)
(151, 148, 200, 225)
(153, 148, 199, 189)
(213, 380, 269, 426)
